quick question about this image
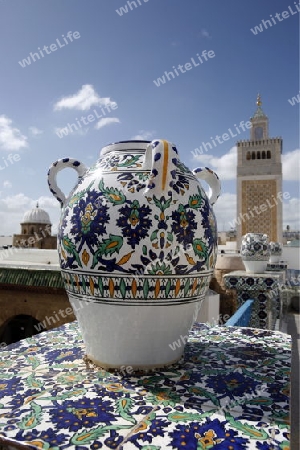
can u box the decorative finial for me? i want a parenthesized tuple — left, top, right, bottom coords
(256, 93, 262, 107)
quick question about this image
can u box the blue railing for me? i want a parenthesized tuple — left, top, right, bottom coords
(225, 299, 254, 327)
(286, 269, 300, 286)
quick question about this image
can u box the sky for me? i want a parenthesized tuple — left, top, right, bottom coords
(0, 0, 299, 236)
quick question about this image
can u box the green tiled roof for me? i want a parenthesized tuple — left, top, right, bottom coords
(0, 267, 64, 288)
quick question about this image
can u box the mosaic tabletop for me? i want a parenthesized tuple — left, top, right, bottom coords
(0, 321, 291, 450)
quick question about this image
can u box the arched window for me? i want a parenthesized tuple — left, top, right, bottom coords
(0, 314, 43, 346)
(262, 151, 266, 159)
(31, 227, 34, 234)
(252, 151, 256, 159)
(267, 151, 271, 159)
(246, 152, 251, 160)
(257, 151, 261, 159)
(23, 228, 27, 234)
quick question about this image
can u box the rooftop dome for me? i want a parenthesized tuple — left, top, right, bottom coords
(21, 203, 51, 225)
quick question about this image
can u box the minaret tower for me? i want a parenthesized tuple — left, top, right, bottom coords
(236, 94, 283, 246)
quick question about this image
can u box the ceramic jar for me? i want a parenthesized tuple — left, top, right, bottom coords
(48, 139, 221, 369)
(240, 233, 270, 273)
(268, 241, 283, 263)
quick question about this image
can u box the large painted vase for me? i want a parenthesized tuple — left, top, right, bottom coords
(241, 233, 270, 273)
(48, 139, 221, 369)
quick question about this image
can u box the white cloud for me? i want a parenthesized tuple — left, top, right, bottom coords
(0, 194, 60, 235)
(0, 115, 28, 151)
(192, 146, 237, 181)
(207, 192, 300, 232)
(95, 118, 120, 130)
(213, 192, 237, 230)
(29, 126, 43, 136)
(200, 29, 211, 39)
(131, 130, 155, 140)
(282, 149, 300, 180)
(3, 181, 12, 189)
(54, 85, 117, 111)
(193, 147, 300, 183)
(283, 197, 300, 229)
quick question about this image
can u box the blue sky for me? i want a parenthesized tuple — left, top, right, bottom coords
(0, 0, 299, 235)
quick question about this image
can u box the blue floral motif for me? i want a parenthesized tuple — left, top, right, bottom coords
(129, 418, 170, 446)
(205, 372, 260, 399)
(69, 191, 110, 247)
(171, 205, 197, 247)
(44, 348, 81, 363)
(171, 174, 190, 195)
(116, 200, 152, 249)
(0, 377, 22, 399)
(170, 419, 249, 449)
(49, 397, 116, 432)
(200, 197, 217, 249)
(16, 427, 66, 447)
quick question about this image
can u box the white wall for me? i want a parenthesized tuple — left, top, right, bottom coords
(282, 246, 300, 270)
(196, 290, 220, 325)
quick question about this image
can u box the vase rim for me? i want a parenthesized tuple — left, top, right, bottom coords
(100, 140, 152, 156)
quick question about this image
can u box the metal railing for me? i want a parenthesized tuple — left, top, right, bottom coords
(225, 299, 254, 327)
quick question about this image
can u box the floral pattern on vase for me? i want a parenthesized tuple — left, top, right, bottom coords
(268, 241, 283, 263)
(240, 233, 270, 274)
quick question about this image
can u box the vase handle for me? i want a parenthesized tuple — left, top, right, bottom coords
(47, 158, 87, 207)
(143, 140, 179, 195)
(192, 167, 221, 206)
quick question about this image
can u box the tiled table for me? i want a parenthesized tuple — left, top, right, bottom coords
(0, 321, 291, 449)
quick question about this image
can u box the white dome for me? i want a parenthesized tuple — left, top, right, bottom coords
(22, 204, 51, 225)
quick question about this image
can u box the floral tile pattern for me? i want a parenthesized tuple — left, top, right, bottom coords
(0, 322, 291, 449)
(223, 272, 284, 329)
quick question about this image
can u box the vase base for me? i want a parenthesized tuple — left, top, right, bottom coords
(84, 353, 182, 372)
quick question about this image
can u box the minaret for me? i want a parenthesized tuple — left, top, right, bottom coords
(236, 95, 283, 246)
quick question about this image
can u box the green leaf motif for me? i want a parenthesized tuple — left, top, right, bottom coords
(91, 235, 123, 269)
(98, 277, 104, 296)
(98, 235, 123, 256)
(118, 155, 141, 167)
(168, 411, 212, 423)
(120, 279, 126, 299)
(225, 412, 269, 439)
(17, 402, 42, 430)
(143, 279, 149, 297)
(165, 279, 171, 297)
(68, 181, 94, 207)
(192, 239, 208, 260)
(25, 374, 43, 390)
(141, 446, 161, 450)
(62, 236, 82, 268)
(188, 386, 220, 406)
(188, 193, 203, 209)
(150, 230, 158, 242)
(167, 232, 173, 243)
(71, 424, 132, 445)
(153, 195, 172, 211)
(38, 388, 86, 401)
(26, 356, 41, 370)
(98, 179, 126, 205)
(184, 279, 190, 296)
(115, 397, 136, 424)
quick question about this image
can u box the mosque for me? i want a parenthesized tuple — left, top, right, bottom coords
(12, 203, 57, 249)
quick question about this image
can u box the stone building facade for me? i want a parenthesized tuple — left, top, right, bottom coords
(0, 268, 75, 346)
(236, 95, 283, 246)
(12, 203, 57, 249)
